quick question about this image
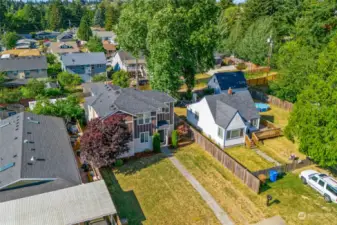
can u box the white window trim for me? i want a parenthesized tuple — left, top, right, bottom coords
(140, 131, 149, 143)
(137, 113, 151, 125)
(218, 127, 224, 139)
(226, 128, 244, 140)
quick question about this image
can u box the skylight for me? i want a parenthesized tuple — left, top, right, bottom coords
(0, 163, 15, 172)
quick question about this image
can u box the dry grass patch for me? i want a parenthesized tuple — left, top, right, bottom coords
(258, 137, 306, 164)
(174, 143, 267, 224)
(174, 107, 187, 118)
(180, 73, 211, 92)
(225, 145, 274, 171)
(175, 143, 337, 225)
(101, 153, 220, 225)
(259, 103, 290, 129)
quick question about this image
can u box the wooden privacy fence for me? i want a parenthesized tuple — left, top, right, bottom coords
(183, 122, 261, 193)
(250, 88, 294, 111)
(247, 74, 277, 86)
(253, 158, 314, 177)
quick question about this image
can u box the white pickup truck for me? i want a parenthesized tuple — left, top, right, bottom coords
(300, 170, 337, 203)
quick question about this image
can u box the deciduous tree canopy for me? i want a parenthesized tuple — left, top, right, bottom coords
(80, 115, 132, 168)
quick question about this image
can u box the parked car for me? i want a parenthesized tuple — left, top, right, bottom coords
(300, 170, 337, 203)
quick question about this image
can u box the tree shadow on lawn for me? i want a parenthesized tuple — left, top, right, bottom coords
(116, 153, 166, 176)
(101, 168, 147, 225)
(259, 172, 286, 194)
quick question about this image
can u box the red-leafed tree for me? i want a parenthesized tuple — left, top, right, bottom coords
(80, 115, 132, 168)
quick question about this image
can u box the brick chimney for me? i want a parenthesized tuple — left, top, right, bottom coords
(228, 87, 233, 95)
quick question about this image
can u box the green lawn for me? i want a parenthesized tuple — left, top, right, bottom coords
(225, 145, 274, 171)
(174, 143, 337, 225)
(101, 153, 220, 225)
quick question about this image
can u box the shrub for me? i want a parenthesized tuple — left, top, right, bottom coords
(177, 123, 189, 138)
(202, 88, 214, 96)
(153, 132, 161, 153)
(236, 62, 247, 70)
(171, 130, 178, 148)
(115, 159, 124, 167)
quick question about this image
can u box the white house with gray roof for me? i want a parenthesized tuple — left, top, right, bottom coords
(111, 50, 147, 78)
(187, 90, 260, 148)
(0, 112, 82, 202)
(83, 82, 175, 157)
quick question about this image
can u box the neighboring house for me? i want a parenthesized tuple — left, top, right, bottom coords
(45, 81, 59, 89)
(0, 103, 24, 120)
(60, 52, 107, 82)
(0, 112, 82, 200)
(92, 29, 117, 44)
(15, 39, 37, 49)
(35, 31, 60, 40)
(187, 90, 260, 148)
(56, 32, 74, 42)
(0, 49, 41, 57)
(208, 71, 248, 94)
(49, 41, 80, 56)
(18, 33, 33, 39)
(83, 82, 175, 157)
(111, 50, 147, 78)
(0, 180, 118, 225)
(0, 56, 48, 80)
(28, 98, 65, 110)
(103, 40, 116, 58)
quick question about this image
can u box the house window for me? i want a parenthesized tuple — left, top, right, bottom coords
(137, 113, 151, 125)
(226, 128, 244, 140)
(140, 132, 149, 143)
(251, 119, 258, 127)
(160, 107, 169, 113)
(218, 127, 223, 139)
(194, 111, 199, 120)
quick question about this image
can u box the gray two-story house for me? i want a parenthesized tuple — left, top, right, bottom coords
(0, 56, 48, 82)
(60, 52, 107, 82)
(83, 82, 176, 157)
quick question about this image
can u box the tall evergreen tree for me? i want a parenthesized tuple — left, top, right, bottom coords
(93, 8, 104, 27)
(47, 0, 64, 30)
(77, 13, 93, 41)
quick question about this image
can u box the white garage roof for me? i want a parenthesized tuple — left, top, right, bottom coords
(0, 180, 116, 225)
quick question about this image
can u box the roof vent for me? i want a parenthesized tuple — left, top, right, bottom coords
(36, 158, 46, 161)
(31, 148, 35, 151)
(30, 156, 35, 162)
(27, 163, 33, 165)
(24, 139, 29, 143)
(27, 117, 40, 124)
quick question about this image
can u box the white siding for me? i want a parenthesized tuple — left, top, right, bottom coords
(207, 76, 221, 94)
(187, 98, 225, 148)
(225, 112, 246, 147)
(111, 53, 127, 71)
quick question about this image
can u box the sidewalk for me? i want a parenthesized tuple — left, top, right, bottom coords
(161, 147, 234, 225)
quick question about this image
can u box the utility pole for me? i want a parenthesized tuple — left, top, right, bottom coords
(68, 19, 72, 29)
(266, 33, 273, 77)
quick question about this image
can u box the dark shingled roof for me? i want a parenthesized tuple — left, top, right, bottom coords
(214, 71, 247, 91)
(84, 83, 175, 118)
(0, 112, 82, 195)
(0, 56, 47, 72)
(205, 90, 260, 128)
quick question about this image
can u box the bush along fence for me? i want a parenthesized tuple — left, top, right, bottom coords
(253, 157, 314, 178)
(176, 117, 261, 193)
(249, 88, 294, 111)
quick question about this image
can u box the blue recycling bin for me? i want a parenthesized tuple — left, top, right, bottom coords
(269, 170, 278, 182)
